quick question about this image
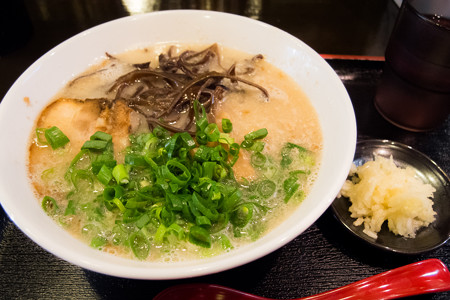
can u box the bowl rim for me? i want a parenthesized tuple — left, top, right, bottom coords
(0, 9, 356, 279)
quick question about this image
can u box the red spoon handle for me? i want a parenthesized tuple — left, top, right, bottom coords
(301, 259, 450, 300)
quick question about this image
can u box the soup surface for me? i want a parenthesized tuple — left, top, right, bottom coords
(28, 44, 322, 262)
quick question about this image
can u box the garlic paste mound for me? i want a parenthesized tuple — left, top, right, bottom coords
(340, 155, 436, 239)
(28, 44, 322, 262)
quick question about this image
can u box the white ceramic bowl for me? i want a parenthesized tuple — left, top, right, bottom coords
(0, 10, 356, 279)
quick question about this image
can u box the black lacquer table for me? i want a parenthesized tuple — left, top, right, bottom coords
(1, 1, 449, 299)
(1, 58, 449, 300)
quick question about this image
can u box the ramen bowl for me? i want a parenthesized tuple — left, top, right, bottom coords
(0, 10, 356, 279)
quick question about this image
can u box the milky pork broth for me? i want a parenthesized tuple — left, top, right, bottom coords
(28, 44, 322, 262)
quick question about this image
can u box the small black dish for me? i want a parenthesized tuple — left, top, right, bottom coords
(332, 139, 450, 254)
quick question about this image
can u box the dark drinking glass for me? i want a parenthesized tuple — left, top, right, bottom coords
(374, 0, 450, 131)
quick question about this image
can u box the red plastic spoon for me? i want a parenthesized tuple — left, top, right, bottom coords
(153, 259, 450, 300)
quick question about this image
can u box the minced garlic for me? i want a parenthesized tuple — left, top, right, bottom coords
(339, 155, 436, 239)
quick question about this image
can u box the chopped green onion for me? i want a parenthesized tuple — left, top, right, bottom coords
(112, 198, 126, 212)
(219, 234, 233, 250)
(283, 176, 300, 203)
(91, 154, 116, 174)
(103, 185, 124, 201)
(153, 126, 170, 139)
(196, 215, 212, 227)
(194, 145, 211, 162)
(130, 231, 150, 259)
(124, 153, 147, 167)
(91, 235, 107, 248)
(194, 100, 209, 145)
(290, 170, 308, 176)
(202, 161, 216, 179)
(103, 186, 125, 211)
(122, 208, 142, 223)
(35, 128, 48, 145)
(214, 164, 228, 180)
(192, 192, 219, 221)
(231, 203, 254, 227)
(65, 149, 88, 178)
(210, 145, 228, 162)
(189, 225, 212, 248)
(240, 139, 254, 149)
(196, 132, 208, 145)
(205, 123, 220, 142)
(281, 142, 308, 168)
(251, 152, 267, 168)
(249, 141, 265, 152)
(154, 224, 167, 244)
(167, 223, 185, 240)
(135, 213, 150, 229)
(164, 133, 180, 159)
(44, 126, 70, 149)
(244, 128, 268, 141)
(229, 143, 240, 166)
(163, 160, 191, 187)
(161, 207, 176, 226)
(112, 164, 130, 185)
(41, 168, 55, 181)
(196, 116, 209, 133)
(166, 193, 185, 211)
(96, 165, 113, 185)
(221, 188, 242, 211)
(221, 119, 233, 133)
(90, 131, 112, 142)
(218, 133, 234, 145)
(111, 225, 126, 245)
(42, 196, 59, 215)
(81, 140, 108, 151)
(258, 180, 276, 199)
(179, 132, 196, 149)
(71, 169, 94, 190)
(64, 200, 76, 215)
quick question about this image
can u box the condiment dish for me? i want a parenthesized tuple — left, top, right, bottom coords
(332, 139, 450, 254)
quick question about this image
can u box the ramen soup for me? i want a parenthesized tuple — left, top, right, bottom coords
(28, 44, 322, 262)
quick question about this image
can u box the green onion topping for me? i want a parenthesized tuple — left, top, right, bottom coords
(44, 126, 70, 149)
(39, 102, 315, 260)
